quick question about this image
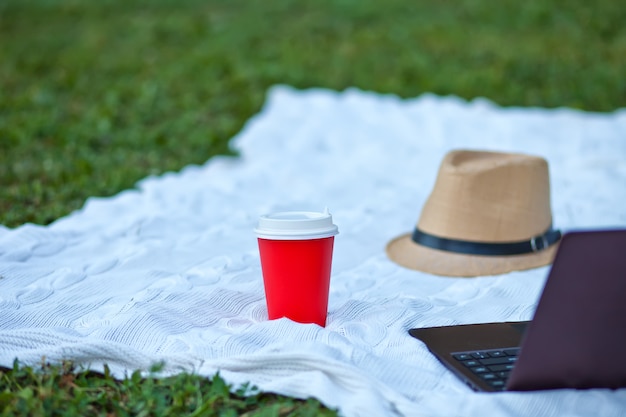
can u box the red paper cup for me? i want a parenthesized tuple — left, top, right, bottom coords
(255, 210, 339, 327)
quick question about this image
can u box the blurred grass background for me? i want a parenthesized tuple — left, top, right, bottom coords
(1, 0, 625, 228)
(0, 0, 625, 414)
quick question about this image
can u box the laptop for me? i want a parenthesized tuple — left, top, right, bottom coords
(408, 229, 626, 392)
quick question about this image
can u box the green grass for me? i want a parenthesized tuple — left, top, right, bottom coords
(1, 0, 625, 415)
(1, 0, 625, 227)
(0, 360, 336, 416)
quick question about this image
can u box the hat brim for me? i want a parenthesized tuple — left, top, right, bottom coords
(386, 233, 559, 277)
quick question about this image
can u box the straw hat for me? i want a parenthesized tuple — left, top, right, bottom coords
(386, 150, 561, 277)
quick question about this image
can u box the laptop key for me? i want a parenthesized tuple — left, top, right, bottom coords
(470, 366, 489, 374)
(503, 348, 520, 356)
(452, 353, 472, 361)
(460, 359, 481, 367)
(489, 380, 506, 388)
(496, 371, 511, 379)
(480, 373, 497, 380)
(488, 364, 515, 372)
(488, 350, 506, 358)
(479, 356, 517, 366)
(470, 351, 490, 359)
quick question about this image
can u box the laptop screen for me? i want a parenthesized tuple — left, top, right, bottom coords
(507, 229, 626, 390)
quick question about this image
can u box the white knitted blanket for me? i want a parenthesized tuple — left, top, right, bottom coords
(1, 86, 625, 417)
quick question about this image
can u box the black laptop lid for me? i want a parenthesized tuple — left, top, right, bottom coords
(507, 229, 626, 390)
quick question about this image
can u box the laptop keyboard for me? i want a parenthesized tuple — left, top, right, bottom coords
(452, 347, 520, 390)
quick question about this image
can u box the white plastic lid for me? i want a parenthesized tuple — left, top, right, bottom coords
(254, 209, 339, 240)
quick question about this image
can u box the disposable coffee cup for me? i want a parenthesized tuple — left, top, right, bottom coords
(254, 209, 338, 327)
